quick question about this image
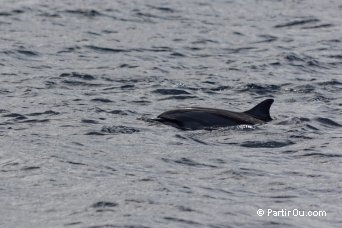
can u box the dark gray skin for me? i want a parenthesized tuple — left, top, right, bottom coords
(157, 99, 274, 130)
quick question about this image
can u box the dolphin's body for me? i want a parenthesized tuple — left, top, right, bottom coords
(157, 99, 274, 130)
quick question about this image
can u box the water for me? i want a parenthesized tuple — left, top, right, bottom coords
(0, 0, 341, 227)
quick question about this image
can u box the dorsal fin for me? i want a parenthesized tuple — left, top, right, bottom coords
(244, 99, 274, 122)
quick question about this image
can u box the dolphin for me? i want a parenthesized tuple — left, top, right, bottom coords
(156, 99, 274, 130)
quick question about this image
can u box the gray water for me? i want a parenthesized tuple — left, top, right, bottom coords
(0, 0, 342, 227)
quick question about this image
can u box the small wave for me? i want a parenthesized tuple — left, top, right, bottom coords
(91, 98, 113, 103)
(38, 12, 61, 18)
(25, 110, 59, 117)
(57, 46, 81, 54)
(100, 125, 140, 134)
(177, 205, 195, 212)
(60, 72, 96, 80)
(176, 134, 208, 145)
(118, 64, 138, 68)
(163, 217, 200, 226)
(309, 94, 332, 102)
(0, 9, 24, 17)
(20, 119, 49, 123)
(21, 166, 40, 171)
(85, 131, 106, 135)
(161, 157, 217, 168)
(254, 34, 278, 43)
(284, 52, 327, 69)
(64, 9, 102, 17)
(317, 79, 342, 86)
(191, 39, 219, 45)
(315, 117, 341, 127)
(240, 140, 294, 148)
(107, 110, 129, 115)
(2, 49, 41, 60)
(152, 89, 190, 95)
(327, 55, 342, 60)
(85, 45, 131, 53)
(301, 153, 342, 158)
(131, 100, 151, 105)
(170, 52, 186, 57)
(238, 83, 280, 95)
(66, 161, 86, 166)
(305, 124, 319, 131)
(286, 84, 315, 93)
(120, 84, 135, 90)
(205, 85, 231, 92)
(62, 80, 102, 87)
(95, 108, 133, 116)
(302, 23, 334, 29)
(91, 201, 118, 208)
(16, 50, 39, 56)
(147, 5, 176, 13)
(2, 113, 27, 121)
(81, 119, 99, 124)
(0, 12, 12, 16)
(223, 46, 256, 54)
(274, 18, 319, 28)
(159, 95, 198, 100)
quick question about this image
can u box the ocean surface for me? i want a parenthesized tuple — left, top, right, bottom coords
(0, 0, 341, 227)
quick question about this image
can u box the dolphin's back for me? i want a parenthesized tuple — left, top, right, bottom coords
(158, 108, 264, 130)
(157, 99, 274, 130)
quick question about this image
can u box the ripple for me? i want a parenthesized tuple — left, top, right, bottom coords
(81, 119, 99, 124)
(240, 140, 294, 148)
(16, 50, 39, 56)
(26, 110, 59, 116)
(161, 157, 217, 168)
(159, 95, 197, 100)
(21, 166, 40, 171)
(317, 79, 342, 86)
(107, 110, 129, 115)
(274, 18, 320, 28)
(91, 201, 118, 208)
(238, 83, 281, 95)
(147, 5, 176, 13)
(2, 113, 27, 119)
(20, 119, 49, 123)
(62, 80, 101, 87)
(0, 12, 12, 16)
(163, 217, 200, 225)
(301, 153, 342, 158)
(286, 84, 315, 93)
(85, 45, 131, 53)
(85, 131, 106, 136)
(254, 34, 278, 43)
(152, 89, 190, 95)
(118, 64, 138, 68)
(95, 108, 133, 116)
(284, 53, 327, 69)
(302, 23, 334, 29)
(66, 161, 86, 166)
(276, 117, 311, 126)
(91, 98, 113, 103)
(64, 9, 102, 17)
(60, 72, 96, 80)
(100, 125, 140, 134)
(57, 46, 81, 54)
(222, 46, 256, 54)
(315, 117, 341, 127)
(2, 49, 42, 60)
